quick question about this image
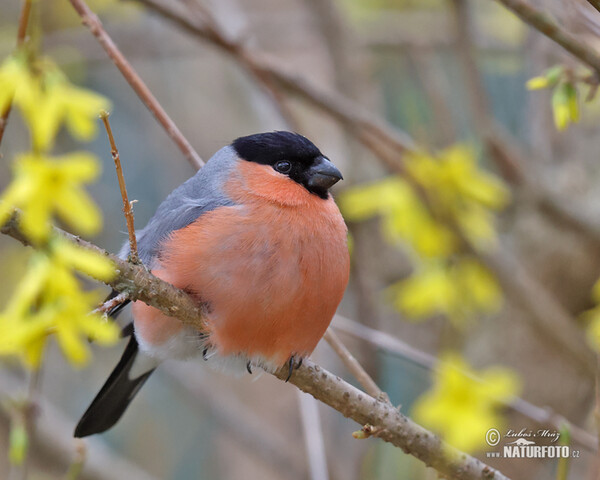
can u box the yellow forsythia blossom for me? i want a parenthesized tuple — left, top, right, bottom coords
(0, 55, 110, 151)
(405, 145, 510, 248)
(339, 177, 456, 258)
(389, 258, 501, 327)
(551, 82, 579, 131)
(525, 65, 564, 92)
(581, 279, 600, 352)
(0, 152, 102, 242)
(0, 244, 118, 368)
(526, 66, 581, 132)
(413, 353, 521, 453)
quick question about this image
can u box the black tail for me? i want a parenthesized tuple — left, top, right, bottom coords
(74, 335, 155, 437)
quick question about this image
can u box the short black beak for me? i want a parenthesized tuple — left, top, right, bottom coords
(307, 156, 343, 191)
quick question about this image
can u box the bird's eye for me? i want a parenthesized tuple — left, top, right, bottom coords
(275, 160, 292, 174)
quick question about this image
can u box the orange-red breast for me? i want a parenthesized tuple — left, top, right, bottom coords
(75, 131, 350, 437)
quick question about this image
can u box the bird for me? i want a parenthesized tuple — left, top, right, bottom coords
(74, 131, 350, 437)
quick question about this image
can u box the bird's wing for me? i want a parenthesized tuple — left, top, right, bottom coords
(119, 145, 238, 266)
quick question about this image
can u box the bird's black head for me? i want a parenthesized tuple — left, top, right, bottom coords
(232, 131, 343, 199)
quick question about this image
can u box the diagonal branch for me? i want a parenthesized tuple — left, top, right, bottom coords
(67, 0, 204, 170)
(588, 0, 600, 14)
(493, 0, 600, 76)
(0, 218, 511, 480)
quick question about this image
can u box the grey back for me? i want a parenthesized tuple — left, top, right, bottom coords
(119, 146, 238, 265)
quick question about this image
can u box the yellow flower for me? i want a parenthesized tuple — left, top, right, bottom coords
(405, 145, 509, 247)
(0, 55, 37, 114)
(339, 177, 456, 258)
(389, 258, 501, 327)
(0, 54, 110, 151)
(525, 76, 549, 90)
(582, 278, 600, 352)
(413, 353, 521, 453)
(552, 82, 579, 131)
(0, 250, 119, 368)
(21, 68, 110, 151)
(0, 152, 102, 242)
(525, 65, 564, 91)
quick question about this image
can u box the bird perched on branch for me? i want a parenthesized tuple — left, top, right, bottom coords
(74, 131, 350, 437)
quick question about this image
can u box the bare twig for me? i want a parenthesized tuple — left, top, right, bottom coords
(323, 329, 388, 402)
(332, 315, 598, 452)
(588, 0, 600, 14)
(100, 110, 139, 264)
(0, 218, 511, 480)
(67, 0, 204, 169)
(0, 0, 33, 149)
(493, 0, 600, 76)
(0, 369, 159, 480)
(64, 440, 86, 480)
(297, 391, 329, 480)
(93, 291, 129, 315)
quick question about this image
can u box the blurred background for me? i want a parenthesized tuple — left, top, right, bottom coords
(0, 0, 599, 478)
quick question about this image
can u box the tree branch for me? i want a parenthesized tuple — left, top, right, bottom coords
(67, 0, 204, 170)
(493, 0, 600, 76)
(332, 315, 598, 452)
(588, 0, 600, 14)
(100, 110, 140, 265)
(0, 219, 511, 480)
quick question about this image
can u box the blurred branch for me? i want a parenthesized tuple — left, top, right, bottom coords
(406, 47, 457, 146)
(0, 219, 510, 480)
(332, 315, 599, 452)
(450, 0, 522, 183)
(163, 364, 307, 480)
(323, 329, 388, 402)
(493, 0, 600, 76)
(0, 369, 158, 480)
(67, 0, 204, 169)
(100, 111, 139, 265)
(131, 0, 417, 154)
(588, 0, 600, 14)
(0, 0, 33, 149)
(298, 391, 329, 480)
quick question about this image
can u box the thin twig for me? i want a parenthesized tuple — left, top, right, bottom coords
(92, 291, 129, 315)
(0, 217, 511, 480)
(588, 0, 600, 14)
(323, 329, 388, 402)
(493, 0, 600, 76)
(0, 0, 33, 149)
(0, 369, 159, 480)
(64, 440, 87, 480)
(100, 110, 139, 264)
(67, 0, 204, 170)
(297, 391, 329, 480)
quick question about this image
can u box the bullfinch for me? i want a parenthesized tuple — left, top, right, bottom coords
(74, 131, 350, 437)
